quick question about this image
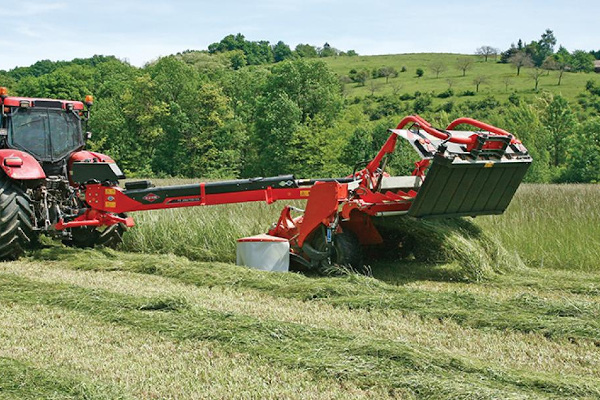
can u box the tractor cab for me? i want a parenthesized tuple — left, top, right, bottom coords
(0, 90, 91, 176)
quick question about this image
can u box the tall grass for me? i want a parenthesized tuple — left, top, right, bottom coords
(478, 184, 600, 270)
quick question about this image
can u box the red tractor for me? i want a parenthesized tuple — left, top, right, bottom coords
(0, 88, 531, 268)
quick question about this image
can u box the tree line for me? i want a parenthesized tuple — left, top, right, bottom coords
(0, 34, 599, 183)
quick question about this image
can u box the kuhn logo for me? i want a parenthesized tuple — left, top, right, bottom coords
(142, 193, 160, 202)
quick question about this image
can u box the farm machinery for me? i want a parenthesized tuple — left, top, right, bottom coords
(0, 87, 532, 269)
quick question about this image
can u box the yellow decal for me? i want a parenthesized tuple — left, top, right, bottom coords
(105, 201, 116, 208)
(300, 190, 310, 197)
(484, 162, 494, 168)
(105, 188, 116, 195)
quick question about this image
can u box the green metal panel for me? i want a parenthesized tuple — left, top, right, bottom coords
(407, 154, 531, 219)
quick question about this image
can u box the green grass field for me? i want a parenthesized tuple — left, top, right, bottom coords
(1, 183, 599, 399)
(321, 53, 597, 105)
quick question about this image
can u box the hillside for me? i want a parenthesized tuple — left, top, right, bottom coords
(322, 53, 596, 104)
(1, 184, 600, 399)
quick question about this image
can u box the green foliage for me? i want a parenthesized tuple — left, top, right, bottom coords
(294, 44, 318, 58)
(563, 118, 600, 182)
(415, 68, 424, 77)
(539, 94, 576, 167)
(247, 59, 343, 177)
(412, 93, 432, 113)
(524, 29, 557, 67)
(570, 50, 595, 72)
(208, 33, 274, 65)
(349, 69, 369, 86)
(272, 41, 294, 62)
(318, 42, 337, 58)
(436, 88, 454, 98)
(252, 92, 303, 175)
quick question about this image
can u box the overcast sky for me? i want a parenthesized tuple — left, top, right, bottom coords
(1, 0, 598, 71)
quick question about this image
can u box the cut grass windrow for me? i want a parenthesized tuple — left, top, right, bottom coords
(5, 261, 599, 381)
(1, 271, 599, 399)
(28, 247, 600, 343)
(1, 303, 390, 400)
(0, 357, 126, 400)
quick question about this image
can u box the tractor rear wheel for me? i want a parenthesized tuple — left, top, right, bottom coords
(0, 175, 36, 260)
(65, 219, 126, 249)
(312, 228, 365, 273)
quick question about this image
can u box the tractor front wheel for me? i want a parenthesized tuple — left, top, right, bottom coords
(0, 175, 36, 260)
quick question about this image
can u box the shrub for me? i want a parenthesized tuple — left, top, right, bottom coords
(437, 89, 454, 99)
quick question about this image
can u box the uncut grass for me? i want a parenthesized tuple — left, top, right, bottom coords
(478, 184, 600, 271)
(122, 178, 294, 262)
(2, 271, 598, 399)
(5, 260, 600, 381)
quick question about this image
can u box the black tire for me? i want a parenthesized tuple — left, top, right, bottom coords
(0, 175, 35, 260)
(312, 228, 365, 273)
(65, 218, 125, 249)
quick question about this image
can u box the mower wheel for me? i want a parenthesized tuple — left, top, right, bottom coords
(65, 217, 126, 249)
(0, 175, 36, 260)
(313, 228, 365, 273)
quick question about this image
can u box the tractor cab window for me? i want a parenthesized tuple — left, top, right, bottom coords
(8, 107, 83, 161)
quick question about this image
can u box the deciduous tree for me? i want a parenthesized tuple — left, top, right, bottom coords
(509, 51, 534, 76)
(476, 46, 499, 62)
(529, 68, 545, 91)
(429, 61, 447, 78)
(473, 75, 488, 92)
(456, 57, 473, 77)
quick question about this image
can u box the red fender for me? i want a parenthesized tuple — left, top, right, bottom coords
(0, 149, 46, 180)
(69, 150, 115, 165)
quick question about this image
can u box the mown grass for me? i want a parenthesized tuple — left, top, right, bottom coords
(1, 268, 599, 399)
(21, 247, 600, 342)
(321, 53, 597, 104)
(0, 357, 125, 400)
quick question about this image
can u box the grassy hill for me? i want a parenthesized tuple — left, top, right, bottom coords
(1, 183, 600, 399)
(322, 53, 597, 105)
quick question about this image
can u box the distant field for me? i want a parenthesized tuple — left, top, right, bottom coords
(1, 183, 599, 399)
(322, 53, 597, 105)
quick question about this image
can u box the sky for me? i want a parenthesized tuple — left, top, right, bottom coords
(0, 0, 598, 71)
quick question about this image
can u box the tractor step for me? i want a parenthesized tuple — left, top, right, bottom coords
(407, 153, 531, 218)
